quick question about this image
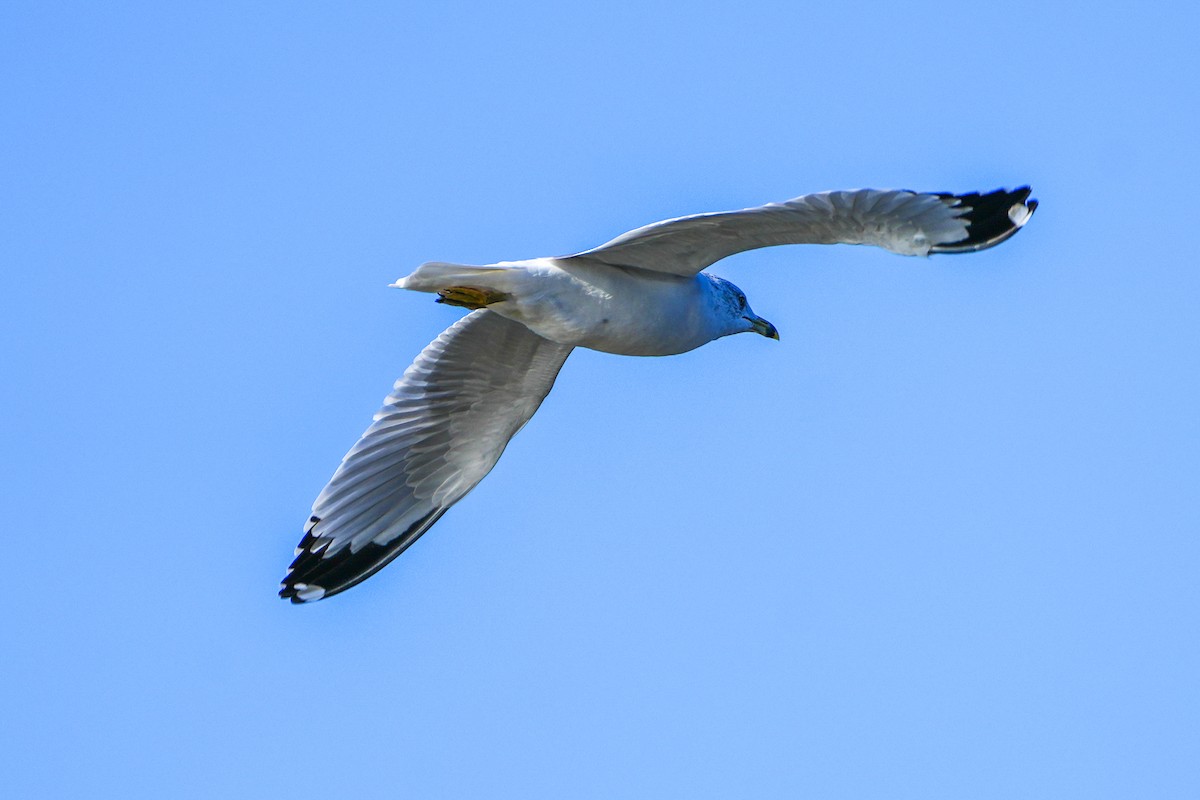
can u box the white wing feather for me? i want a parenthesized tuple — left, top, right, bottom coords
(566, 188, 1035, 276)
(281, 310, 573, 603)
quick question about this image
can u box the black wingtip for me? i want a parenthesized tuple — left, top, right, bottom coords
(929, 186, 1038, 254)
(279, 508, 448, 604)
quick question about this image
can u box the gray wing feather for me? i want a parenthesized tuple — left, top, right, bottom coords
(280, 310, 573, 603)
(565, 188, 1036, 277)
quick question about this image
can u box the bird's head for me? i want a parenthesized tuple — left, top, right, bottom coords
(707, 275, 779, 341)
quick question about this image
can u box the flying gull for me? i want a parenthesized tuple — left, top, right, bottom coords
(281, 186, 1037, 603)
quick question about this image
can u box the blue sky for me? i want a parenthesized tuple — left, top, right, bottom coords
(3, 2, 1198, 797)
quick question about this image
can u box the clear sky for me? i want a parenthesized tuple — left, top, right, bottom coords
(3, 2, 1198, 797)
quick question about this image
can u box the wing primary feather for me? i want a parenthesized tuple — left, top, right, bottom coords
(280, 508, 448, 604)
(929, 187, 1037, 254)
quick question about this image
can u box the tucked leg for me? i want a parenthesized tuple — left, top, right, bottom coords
(435, 286, 511, 310)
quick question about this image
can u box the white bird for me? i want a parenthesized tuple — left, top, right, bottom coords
(281, 186, 1037, 603)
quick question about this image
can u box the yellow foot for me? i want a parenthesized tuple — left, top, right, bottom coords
(435, 286, 510, 310)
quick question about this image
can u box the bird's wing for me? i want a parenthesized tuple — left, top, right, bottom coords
(281, 310, 573, 603)
(564, 187, 1037, 277)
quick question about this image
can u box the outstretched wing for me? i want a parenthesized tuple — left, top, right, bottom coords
(281, 310, 574, 603)
(565, 187, 1037, 277)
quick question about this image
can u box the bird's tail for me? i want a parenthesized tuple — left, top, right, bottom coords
(391, 262, 511, 294)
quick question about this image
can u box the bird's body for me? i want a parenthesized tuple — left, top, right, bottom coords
(281, 186, 1037, 603)
(399, 258, 747, 356)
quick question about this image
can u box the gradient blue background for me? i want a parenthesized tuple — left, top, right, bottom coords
(4, 2, 1198, 797)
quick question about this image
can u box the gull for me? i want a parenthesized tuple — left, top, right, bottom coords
(281, 186, 1037, 603)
